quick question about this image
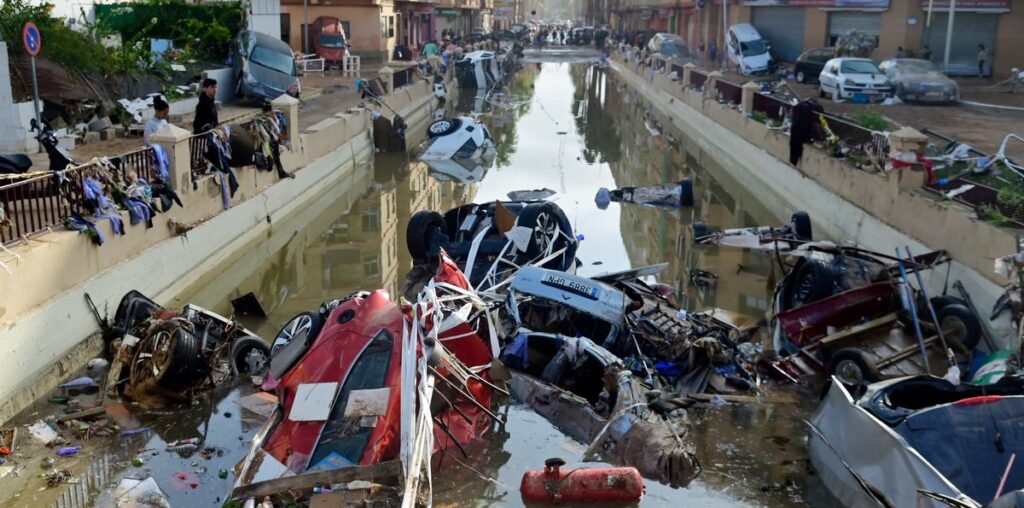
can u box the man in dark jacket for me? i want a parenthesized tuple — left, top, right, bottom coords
(789, 98, 824, 166)
(193, 78, 219, 134)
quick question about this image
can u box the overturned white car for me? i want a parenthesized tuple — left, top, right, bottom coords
(455, 50, 500, 89)
(419, 116, 494, 161)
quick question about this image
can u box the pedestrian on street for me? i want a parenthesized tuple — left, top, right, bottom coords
(143, 97, 169, 146)
(789, 98, 824, 166)
(977, 44, 987, 77)
(193, 78, 219, 134)
(895, 46, 904, 58)
(921, 45, 932, 60)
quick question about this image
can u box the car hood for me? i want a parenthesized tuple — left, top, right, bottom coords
(844, 72, 888, 84)
(247, 62, 297, 96)
(899, 71, 955, 86)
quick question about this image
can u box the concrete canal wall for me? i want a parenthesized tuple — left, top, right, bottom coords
(609, 58, 1015, 346)
(0, 79, 438, 423)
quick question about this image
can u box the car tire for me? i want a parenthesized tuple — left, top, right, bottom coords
(784, 259, 836, 310)
(406, 210, 446, 261)
(130, 325, 207, 391)
(930, 295, 967, 311)
(937, 303, 982, 352)
(270, 311, 324, 356)
(790, 211, 812, 241)
(515, 202, 574, 262)
(829, 348, 881, 388)
(230, 337, 271, 375)
(679, 178, 694, 207)
(427, 118, 462, 138)
(796, 70, 806, 83)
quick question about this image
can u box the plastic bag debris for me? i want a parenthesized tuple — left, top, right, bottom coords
(28, 421, 60, 445)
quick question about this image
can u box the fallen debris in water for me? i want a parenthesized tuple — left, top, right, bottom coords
(595, 179, 694, 209)
(520, 457, 644, 503)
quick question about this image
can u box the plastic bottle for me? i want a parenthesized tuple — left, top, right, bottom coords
(166, 443, 198, 453)
(56, 446, 81, 456)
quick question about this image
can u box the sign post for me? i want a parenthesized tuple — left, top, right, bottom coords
(22, 22, 42, 136)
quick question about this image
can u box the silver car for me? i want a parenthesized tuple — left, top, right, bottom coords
(232, 30, 300, 103)
(879, 58, 960, 104)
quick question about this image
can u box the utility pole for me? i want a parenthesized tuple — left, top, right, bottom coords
(942, 0, 955, 73)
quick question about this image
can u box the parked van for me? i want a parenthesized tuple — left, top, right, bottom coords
(310, 17, 348, 65)
(726, 23, 771, 75)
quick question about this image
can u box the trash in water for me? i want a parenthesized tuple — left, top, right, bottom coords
(28, 421, 60, 445)
(170, 471, 201, 489)
(692, 211, 813, 250)
(230, 292, 267, 318)
(595, 179, 694, 209)
(506, 188, 557, 201)
(56, 446, 81, 456)
(114, 477, 171, 507)
(520, 458, 644, 503)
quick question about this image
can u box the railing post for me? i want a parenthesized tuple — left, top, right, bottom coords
(379, 66, 395, 95)
(271, 94, 300, 145)
(682, 63, 695, 88)
(149, 124, 193, 192)
(741, 82, 760, 115)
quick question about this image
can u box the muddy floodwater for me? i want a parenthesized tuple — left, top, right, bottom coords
(3, 55, 840, 507)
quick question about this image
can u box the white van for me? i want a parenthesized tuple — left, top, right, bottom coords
(726, 23, 771, 75)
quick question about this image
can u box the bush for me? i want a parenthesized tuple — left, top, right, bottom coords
(0, 0, 112, 74)
(855, 109, 890, 132)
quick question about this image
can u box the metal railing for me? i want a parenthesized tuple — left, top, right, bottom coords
(114, 146, 157, 182)
(819, 112, 891, 163)
(690, 70, 707, 91)
(392, 66, 417, 89)
(189, 133, 209, 178)
(1, 168, 86, 245)
(752, 93, 792, 122)
(715, 79, 742, 104)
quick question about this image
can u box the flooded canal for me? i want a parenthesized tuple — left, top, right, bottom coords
(3, 56, 837, 507)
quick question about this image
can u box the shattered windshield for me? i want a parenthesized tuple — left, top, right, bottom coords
(841, 60, 881, 74)
(320, 34, 346, 48)
(250, 46, 295, 75)
(741, 39, 768, 57)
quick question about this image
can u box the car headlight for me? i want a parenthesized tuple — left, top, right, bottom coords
(844, 78, 856, 86)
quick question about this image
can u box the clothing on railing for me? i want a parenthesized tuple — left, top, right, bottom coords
(204, 126, 240, 197)
(65, 213, 103, 245)
(151, 144, 170, 184)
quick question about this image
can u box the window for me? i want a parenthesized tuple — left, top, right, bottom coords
(363, 254, 381, 277)
(362, 207, 380, 232)
(840, 60, 881, 74)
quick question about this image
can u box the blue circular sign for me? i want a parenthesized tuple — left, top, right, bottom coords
(23, 22, 42, 57)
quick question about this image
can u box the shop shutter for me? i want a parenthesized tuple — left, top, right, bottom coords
(924, 13, 999, 76)
(827, 11, 882, 43)
(751, 7, 805, 62)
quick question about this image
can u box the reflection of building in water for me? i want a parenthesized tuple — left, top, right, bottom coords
(581, 70, 772, 315)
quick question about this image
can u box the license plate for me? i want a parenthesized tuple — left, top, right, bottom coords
(541, 274, 599, 300)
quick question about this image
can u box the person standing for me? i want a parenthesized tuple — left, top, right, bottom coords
(789, 98, 824, 166)
(143, 97, 169, 145)
(977, 44, 987, 77)
(193, 78, 219, 134)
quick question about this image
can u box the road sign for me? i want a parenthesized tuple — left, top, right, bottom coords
(22, 22, 42, 57)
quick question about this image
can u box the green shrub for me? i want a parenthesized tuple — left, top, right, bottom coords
(855, 109, 890, 132)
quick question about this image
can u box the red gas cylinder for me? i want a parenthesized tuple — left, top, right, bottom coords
(520, 457, 644, 503)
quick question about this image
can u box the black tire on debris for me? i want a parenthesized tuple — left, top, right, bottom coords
(406, 210, 446, 261)
(516, 202, 572, 260)
(937, 303, 982, 352)
(679, 178, 694, 207)
(829, 348, 881, 388)
(930, 295, 967, 311)
(230, 337, 272, 376)
(427, 118, 461, 138)
(269, 311, 325, 379)
(132, 326, 207, 391)
(784, 260, 836, 310)
(790, 211, 813, 241)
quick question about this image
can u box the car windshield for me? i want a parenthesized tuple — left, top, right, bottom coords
(741, 39, 767, 57)
(250, 46, 295, 75)
(898, 60, 938, 73)
(320, 34, 346, 48)
(841, 60, 881, 74)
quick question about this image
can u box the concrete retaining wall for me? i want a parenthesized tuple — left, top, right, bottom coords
(0, 79, 437, 423)
(611, 58, 1015, 348)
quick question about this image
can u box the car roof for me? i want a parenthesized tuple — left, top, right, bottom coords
(244, 30, 293, 54)
(730, 23, 761, 40)
(511, 266, 627, 326)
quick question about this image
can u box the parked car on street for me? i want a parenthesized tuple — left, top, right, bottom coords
(817, 57, 892, 102)
(878, 58, 960, 104)
(726, 24, 771, 75)
(793, 47, 835, 83)
(645, 32, 689, 59)
(232, 30, 301, 103)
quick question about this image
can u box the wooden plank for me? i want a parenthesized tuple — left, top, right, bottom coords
(231, 460, 402, 499)
(819, 314, 898, 348)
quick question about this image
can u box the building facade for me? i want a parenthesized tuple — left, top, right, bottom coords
(613, 0, 1023, 79)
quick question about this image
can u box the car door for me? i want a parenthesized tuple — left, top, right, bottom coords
(823, 61, 840, 92)
(809, 50, 829, 79)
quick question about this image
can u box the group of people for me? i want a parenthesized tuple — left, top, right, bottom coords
(142, 78, 220, 145)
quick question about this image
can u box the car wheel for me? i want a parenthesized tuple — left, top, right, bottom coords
(406, 210, 446, 261)
(938, 304, 982, 352)
(679, 178, 694, 207)
(930, 295, 967, 311)
(784, 259, 836, 310)
(829, 348, 881, 389)
(796, 70, 806, 83)
(130, 325, 207, 390)
(790, 211, 812, 241)
(230, 337, 271, 375)
(270, 311, 324, 356)
(514, 202, 575, 268)
(427, 118, 462, 138)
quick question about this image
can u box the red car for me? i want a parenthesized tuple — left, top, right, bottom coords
(233, 253, 495, 489)
(311, 17, 349, 65)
